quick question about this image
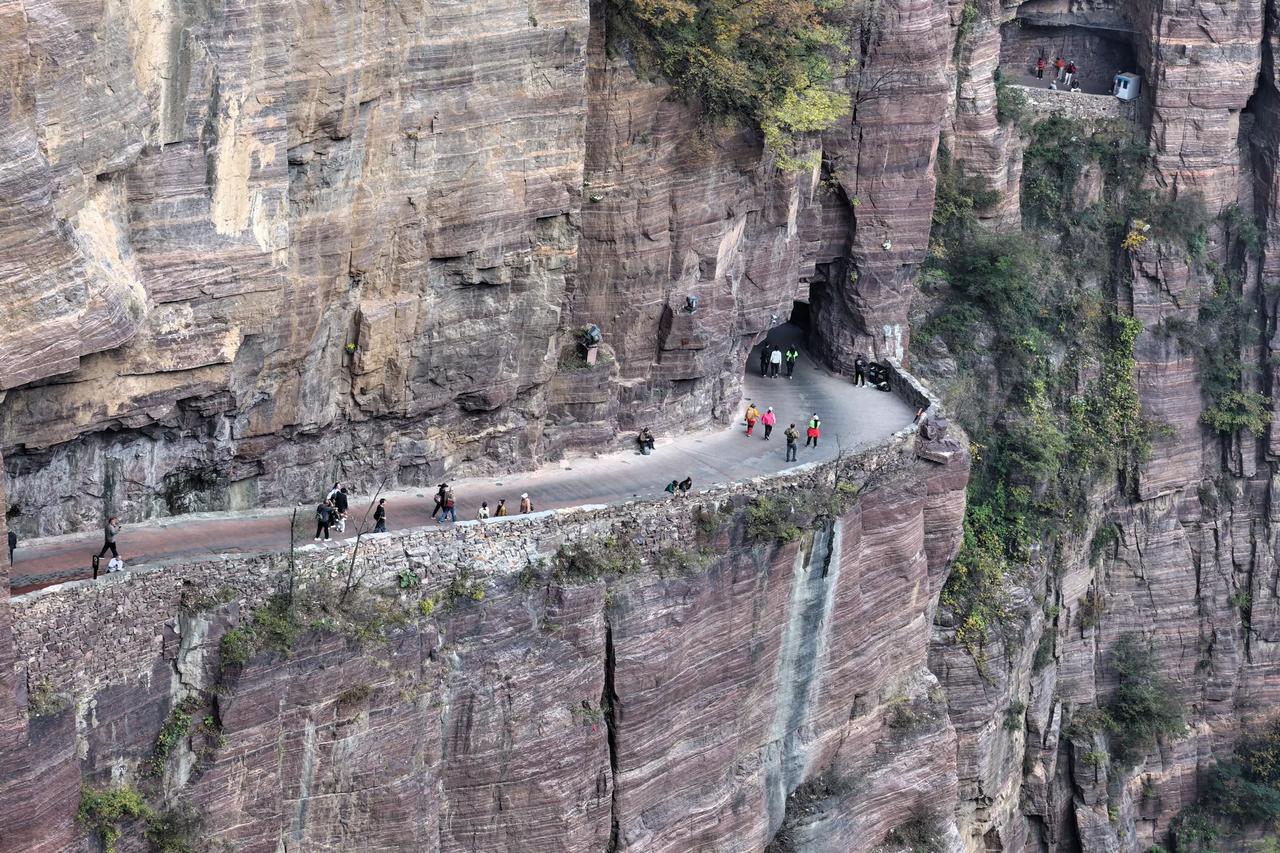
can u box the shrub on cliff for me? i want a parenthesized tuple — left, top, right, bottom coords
(745, 496, 802, 543)
(607, 0, 851, 166)
(1169, 716, 1280, 848)
(1103, 633, 1186, 763)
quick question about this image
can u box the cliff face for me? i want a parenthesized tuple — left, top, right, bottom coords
(919, 1, 1280, 851)
(0, 0, 942, 537)
(7, 0, 1280, 851)
(0, 444, 971, 852)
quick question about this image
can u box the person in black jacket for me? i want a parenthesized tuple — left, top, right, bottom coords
(7, 529, 15, 566)
(314, 500, 334, 541)
(373, 498, 387, 533)
(853, 354, 868, 387)
(333, 487, 350, 532)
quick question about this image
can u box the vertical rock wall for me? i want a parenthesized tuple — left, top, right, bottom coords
(0, 446, 971, 853)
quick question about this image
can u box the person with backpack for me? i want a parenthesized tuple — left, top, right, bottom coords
(784, 424, 799, 462)
(745, 402, 760, 436)
(761, 406, 776, 440)
(373, 498, 387, 533)
(806, 414, 822, 448)
(314, 501, 334, 540)
(784, 347, 798, 378)
(438, 487, 457, 523)
(519, 493, 534, 513)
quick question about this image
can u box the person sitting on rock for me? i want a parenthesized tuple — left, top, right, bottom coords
(637, 428, 656, 454)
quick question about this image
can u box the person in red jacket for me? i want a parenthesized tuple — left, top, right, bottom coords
(1035, 56, 1046, 79)
(761, 407, 777, 440)
(806, 414, 822, 448)
(1053, 55, 1066, 82)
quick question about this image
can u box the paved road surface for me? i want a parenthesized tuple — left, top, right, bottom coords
(8, 326, 916, 593)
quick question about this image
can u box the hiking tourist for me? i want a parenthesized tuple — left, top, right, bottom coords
(769, 346, 783, 377)
(8, 529, 16, 566)
(438, 486, 457, 523)
(785, 424, 799, 462)
(1035, 56, 1046, 79)
(373, 498, 387, 533)
(745, 402, 760, 436)
(495, 499, 509, 517)
(784, 346, 798, 378)
(1064, 60, 1077, 88)
(759, 344, 771, 377)
(333, 486, 350, 532)
(1054, 55, 1065, 82)
(96, 516, 121, 560)
(431, 483, 448, 518)
(806, 414, 822, 448)
(314, 501, 334, 541)
(519, 493, 534, 513)
(665, 480, 678, 496)
(853, 354, 867, 386)
(637, 427, 656, 455)
(761, 407, 776, 440)
(478, 501, 490, 519)
(678, 477, 693, 495)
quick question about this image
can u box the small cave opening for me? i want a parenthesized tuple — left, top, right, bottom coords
(999, 9, 1139, 97)
(788, 299, 812, 336)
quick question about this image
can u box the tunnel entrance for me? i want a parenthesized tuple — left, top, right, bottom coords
(999, 12, 1138, 96)
(788, 299, 812, 336)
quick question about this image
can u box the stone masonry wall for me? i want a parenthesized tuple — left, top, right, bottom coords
(3, 422, 972, 853)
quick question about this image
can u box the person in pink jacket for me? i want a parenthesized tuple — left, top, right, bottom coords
(761, 407, 777, 440)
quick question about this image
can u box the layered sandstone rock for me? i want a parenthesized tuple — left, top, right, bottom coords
(0, 443, 970, 852)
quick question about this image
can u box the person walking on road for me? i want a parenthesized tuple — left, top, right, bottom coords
(314, 501, 334, 541)
(333, 486, 350, 532)
(431, 483, 448, 519)
(745, 402, 760, 437)
(769, 346, 783, 378)
(519, 493, 534, 514)
(373, 498, 387, 533)
(8, 529, 16, 566)
(478, 501, 490, 519)
(495, 499, 509, 517)
(854, 354, 868, 387)
(784, 347, 798, 378)
(806, 414, 822, 448)
(785, 424, 799, 462)
(438, 486, 458, 523)
(96, 516, 121, 560)
(761, 407, 776, 440)
(759, 344, 771, 377)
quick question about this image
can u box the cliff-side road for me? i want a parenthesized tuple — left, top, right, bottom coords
(9, 328, 916, 592)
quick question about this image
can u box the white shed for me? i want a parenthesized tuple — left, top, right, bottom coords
(1113, 73, 1141, 101)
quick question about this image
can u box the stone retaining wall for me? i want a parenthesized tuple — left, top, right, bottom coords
(1018, 85, 1138, 123)
(12, 430, 922, 699)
